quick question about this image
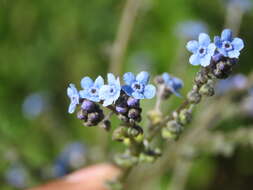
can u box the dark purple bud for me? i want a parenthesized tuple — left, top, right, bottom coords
(212, 52, 224, 62)
(127, 97, 140, 108)
(128, 108, 141, 120)
(81, 100, 95, 112)
(84, 111, 104, 127)
(77, 110, 87, 121)
(116, 106, 128, 114)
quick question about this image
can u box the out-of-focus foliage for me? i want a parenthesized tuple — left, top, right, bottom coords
(0, 0, 253, 189)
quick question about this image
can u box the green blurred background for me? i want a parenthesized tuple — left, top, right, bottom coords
(0, 0, 253, 189)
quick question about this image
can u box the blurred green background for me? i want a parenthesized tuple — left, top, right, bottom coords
(0, 0, 253, 189)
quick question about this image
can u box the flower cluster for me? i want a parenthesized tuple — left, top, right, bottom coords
(67, 72, 157, 127)
(186, 29, 244, 79)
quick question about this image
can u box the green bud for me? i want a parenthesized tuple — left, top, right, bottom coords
(199, 81, 215, 97)
(179, 109, 192, 125)
(147, 110, 163, 125)
(187, 90, 201, 104)
(139, 153, 156, 163)
(112, 127, 127, 142)
(114, 154, 138, 168)
(195, 71, 208, 86)
(161, 127, 179, 140)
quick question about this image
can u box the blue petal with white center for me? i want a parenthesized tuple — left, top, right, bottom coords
(186, 33, 216, 67)
(162, 73, 183, 96)
(122, 71, 156, 99)
(214, 29, 244, 59)
(79, 76, 104, 102)
(67, 84, 80, 114)
(99, 73, 121, 106)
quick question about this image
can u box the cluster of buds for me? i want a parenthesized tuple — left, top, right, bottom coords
(77, 100, 104, 127)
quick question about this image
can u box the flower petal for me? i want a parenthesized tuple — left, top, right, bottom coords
(136, 71, 149, 84)
(103, 98, 114, 107)
(79, 90, 89, 99)
(207, 43, 216, 56)
(81, 77, 93, 89)
(232, 38, 244, 51)
(107, 73, 117, 85)
(189, 54, 201, 66)
(132, 92, 145, 99)
(99, 85, 111, 100)
(198, 33, 211, 46)
(144, 84, 156, 99)
(214, 36, 222, 48)
(186, 40, 199, 53)
(94, 76, 104, 88)
(221, 29, 233, 41)
(67, 85, 74, 97)
(228, 50, 240, 58)
(68, 103, 76, 114)
(123, 72, 136, 85)
(200, 55, 211, 67)
(122, 85, 134, 96)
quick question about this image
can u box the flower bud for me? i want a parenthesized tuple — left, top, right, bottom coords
(81, 100, 96, 112)
(112, 127, 127, 142)
(179, 109, 192, 125)
(139, 153, 156, 163)
(128, 108, 142, 121)
(127, 97, 140, 108)
(199, 82, 215, 97)
(147, 110, 163, 125)
(212, 61, 233, 79)
(187, 90, 201, 104)
(115, 106, 128, 114)
(84, 112, 104, 126)
(118, 114, 129, 123)
(195, 71, 208, 86)
(77, 109, 88, 121)
(114, 154, 138, 168)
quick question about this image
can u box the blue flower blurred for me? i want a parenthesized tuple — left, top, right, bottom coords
(186, 33, 216, 67)
(122, 71, 156, 99)
(79, 76, 104, 102)
(67, 84, 80, 114)
(176, 21, 208, 39)
(162, 73, 183, 96)
(99, 73, 121, 106)
(214, 29, 244, 59)
(5, 164, 28, 189)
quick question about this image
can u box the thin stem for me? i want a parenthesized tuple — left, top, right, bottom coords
(109, 0, 142, 74)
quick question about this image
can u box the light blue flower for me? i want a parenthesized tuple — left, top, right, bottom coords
(122, 71, 156, 99)
(67, 84, 80, 114)
(162, 73, 183, 96)
(186, 33, 216, 67)
(79, 76, 104, 102)
(99, 73, 121, 106)
(214, 29, 244, 59)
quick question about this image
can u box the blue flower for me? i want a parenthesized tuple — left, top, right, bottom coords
(214, 29, 244, 59)
(79, 76, 104, 102)
(122, 71, 156, 99)
(186, 33, 216, 67)
(162, 73, 183, 96)
(67, 84, 80, 114)
(99, 73, 121, 106)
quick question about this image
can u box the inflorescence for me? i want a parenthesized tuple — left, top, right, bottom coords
(66, 29, 244, 186)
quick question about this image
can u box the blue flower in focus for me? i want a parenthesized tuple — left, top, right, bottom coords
(186, 33, 216, 67)
(122, 71, 156, 99)
(67, 84, 80, 114)
(214, 29, 244, 59)
(99, 73, 121, 106)
(162, 73, 183, 96)
(79, 76, 104, 102)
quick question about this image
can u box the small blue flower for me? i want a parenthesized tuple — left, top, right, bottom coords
(186, 33, 216, 67)
(214, 29, 244, 59)
(162, 73, 183, 96)
(67, 84, 80, 114)
(122, 71, 156, 99)
(79, 76, 104, 102)
(99, 73, 121, 106)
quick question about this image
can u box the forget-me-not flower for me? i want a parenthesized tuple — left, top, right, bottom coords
(186, 33, 216, 67)
(79, 76, 104, 102)
(99, 73, 121, 106)
(67, 84, 80, 114)
(122, 71, 156, 99)
(162, 73, 183, 96)
(214, 29, 244, 59)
